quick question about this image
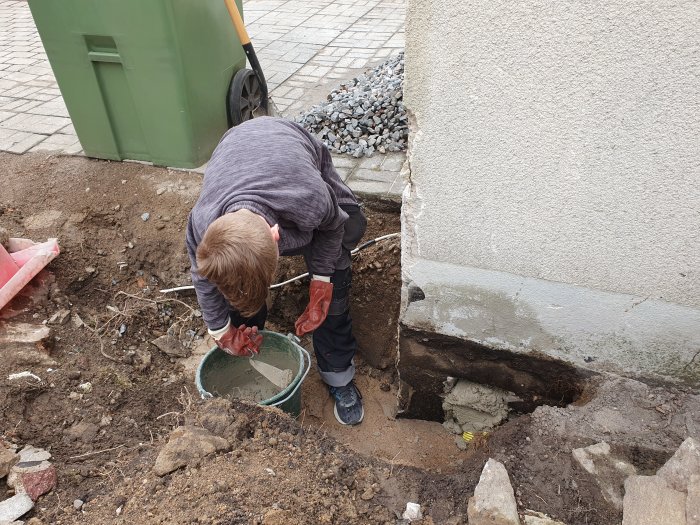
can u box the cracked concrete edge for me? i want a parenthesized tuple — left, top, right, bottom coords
(399, 258, 700, 385)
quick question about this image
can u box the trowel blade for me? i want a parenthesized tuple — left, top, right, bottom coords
(249, 358, 293, 390)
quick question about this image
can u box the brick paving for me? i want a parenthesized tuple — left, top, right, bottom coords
(0, 0, 405, 197)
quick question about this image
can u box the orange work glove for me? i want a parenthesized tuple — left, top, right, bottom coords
(295, 278, 334, 337)
(209, 321, 263, 357)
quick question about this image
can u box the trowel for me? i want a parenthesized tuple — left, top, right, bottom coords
(249, 358, 293, 390)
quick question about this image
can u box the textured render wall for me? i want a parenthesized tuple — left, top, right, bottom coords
(401, 0, 700, 383)
(403, 0, 699, 307)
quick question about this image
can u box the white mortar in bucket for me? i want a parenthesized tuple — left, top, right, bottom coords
(195, 331, 310, 416)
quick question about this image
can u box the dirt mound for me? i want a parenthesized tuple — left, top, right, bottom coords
(3, 152, 698, 525)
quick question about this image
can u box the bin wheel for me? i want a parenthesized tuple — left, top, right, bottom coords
(228, 68, 266, 127)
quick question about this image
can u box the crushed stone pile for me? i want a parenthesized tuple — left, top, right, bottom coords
(295, 52, 407, 158)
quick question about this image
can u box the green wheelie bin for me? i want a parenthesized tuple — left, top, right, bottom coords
(27, 0, 246, 168)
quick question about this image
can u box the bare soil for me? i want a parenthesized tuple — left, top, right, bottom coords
(2, 151, 695, 525)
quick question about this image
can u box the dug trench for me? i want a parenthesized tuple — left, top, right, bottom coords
(1, 152, 698, 525)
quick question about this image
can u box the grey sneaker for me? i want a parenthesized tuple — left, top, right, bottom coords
(329, 381, 364, 425)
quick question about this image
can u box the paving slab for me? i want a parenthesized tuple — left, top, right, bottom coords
(0, 0, 405, 199)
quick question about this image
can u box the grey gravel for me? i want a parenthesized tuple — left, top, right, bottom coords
(295, 53, 407, 158)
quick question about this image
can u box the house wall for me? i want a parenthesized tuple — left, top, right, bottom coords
(400, 0, 700, 387)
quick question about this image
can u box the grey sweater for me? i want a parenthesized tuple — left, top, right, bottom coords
(186, 117, 358, 331)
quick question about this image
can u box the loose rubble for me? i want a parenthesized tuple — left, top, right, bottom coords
(523, 510, 568, 525)
(622, 475, 686, 525)
(0, 443, 56, 522)
(657, 437, 700, 492)
(443, 379, 509, 437)
(153, 425, 230, 476)
(468, 458, 520, 525)
(572, 442, 636, 510)
(295, 53, 407, 158)
(402, 502, 422, 522)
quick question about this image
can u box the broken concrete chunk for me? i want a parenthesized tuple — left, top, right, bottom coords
(47, 309, 70, 325)
(9, 462, 57, 501)
(443, 380, 509, 433)
(467, 458, 520, 525)
(0, 493, 33, 522)
(688, 475, 700, 525)
(17, 445, 51, 463)
(0, 445, 19, 478)
(64, 421, 99, 443)
(657, 437, 700, 493)
(523, 510, 568, 525)
(622, 475, 686, 525)
(402, 502, 422, 522)
(5, 350, 56, 368)
(154, 426, 230, 476)
(71, 313, 85, 329)
(150, 334, 190, 358)
(8, 447, 56, 502)
(0, 323, 53, 354)
(572, 442, 636, 510)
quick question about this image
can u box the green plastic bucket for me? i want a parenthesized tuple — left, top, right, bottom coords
(195, 331, 310, 417)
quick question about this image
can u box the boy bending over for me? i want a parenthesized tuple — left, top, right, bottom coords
(186, 117, 367, 425)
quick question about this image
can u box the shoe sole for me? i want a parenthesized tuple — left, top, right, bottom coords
(334, 403, 364, 426)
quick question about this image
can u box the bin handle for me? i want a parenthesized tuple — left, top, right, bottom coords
(88, 51, 121, 63)
(268, 336, 311, 409)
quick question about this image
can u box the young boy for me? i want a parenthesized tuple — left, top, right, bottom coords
(186, 117, 367, 425)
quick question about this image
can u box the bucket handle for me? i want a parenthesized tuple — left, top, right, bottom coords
(268, 334, 311, 409)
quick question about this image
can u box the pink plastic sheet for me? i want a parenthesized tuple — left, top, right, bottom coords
(0, 238, 60, 311)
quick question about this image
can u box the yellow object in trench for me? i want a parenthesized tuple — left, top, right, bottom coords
(462, 431, 489, 442)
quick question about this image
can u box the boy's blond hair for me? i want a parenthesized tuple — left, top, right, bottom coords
(196, 210, 278, 317)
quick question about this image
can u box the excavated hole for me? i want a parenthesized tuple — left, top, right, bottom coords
(397, 328, 595, 432)
(267, 199, 596, 467)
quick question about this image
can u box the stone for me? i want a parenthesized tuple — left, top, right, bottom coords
(153, 426, 230, 476)
(571, 442, 636, 510)
(657, 438, 700, 493)
(688, 474, 700, 525)
(622, 475, 686, 525)
(402, 502, 422, 522)
(73, 499, 84, 510)
(17, 446, 51, 463)
(71, 314, 85, 329)
(0, 322, 53, 355)
(10, 463, 57, 500)
(295, 53, 406, 157)
(523, 510, 567, 525)
(64, 421, 99, 443)
(361, 488, 374, 500)
(0, 494, 33, 522)
(141, 212, 150, 222)
(150, 335, 189, 358)
(467, 459, 520, 525)
(47, 309, 70, 325)
(0, 446, 19, 478)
